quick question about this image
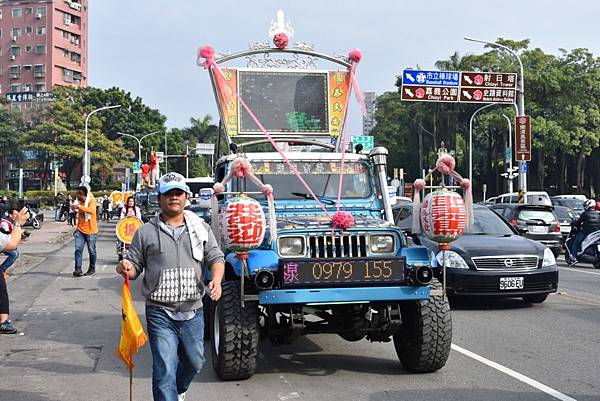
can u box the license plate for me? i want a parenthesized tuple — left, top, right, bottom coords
(528, 225, 547, 234)
(499, 277, 524, 290)
(280, 258, 405, 287)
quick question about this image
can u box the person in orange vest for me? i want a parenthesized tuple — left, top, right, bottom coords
(73, 186, 98, 277)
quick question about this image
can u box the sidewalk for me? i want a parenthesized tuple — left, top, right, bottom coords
(3, 220, 75, 277)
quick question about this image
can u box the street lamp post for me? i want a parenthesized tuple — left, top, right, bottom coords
(465, 36, 527, 197)
(502, 114, 514, 193)
(469, 102, 499, 181)
(82, 105, 121, 185)
(119, 131, 159, 189)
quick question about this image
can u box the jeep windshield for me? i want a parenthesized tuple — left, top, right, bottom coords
(233, 161, 373, 200)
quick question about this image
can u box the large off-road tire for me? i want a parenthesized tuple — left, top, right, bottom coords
(393, 281, 452, 373)
(210, 281, 259, 381)
(522, 294, 548, 304)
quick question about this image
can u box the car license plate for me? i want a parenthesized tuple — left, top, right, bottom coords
(499, 277, 524, 290)
(528, 225, 547, 234)
(280, 258, 405, 287)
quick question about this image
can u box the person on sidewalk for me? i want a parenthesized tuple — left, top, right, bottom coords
(73, 186, 98, 277)
(0, 207, 21, 279)
(0, 206, 29, 334)
(101, 195, 111, 222)
(116, 172, 224, 401)
(69, 195, 78, 226)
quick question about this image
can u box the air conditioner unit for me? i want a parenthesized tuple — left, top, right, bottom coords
(75, 39, 80, 45)
(64, 20, 71, 26)
(36, 13, 42, 19)
(9, 55, 16, 60)
(71, 37, 76, 43)
(11, 36, 17, 42)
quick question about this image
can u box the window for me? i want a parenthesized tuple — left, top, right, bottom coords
(11, 28, 22, 37)
(9, 66, 21, 79)
(23, 65, 32, 71)
(10, 84, 20, 93)
(63, 13, 71, 26)
(9, 46, 21, 56)
(34, 44, 46, 54)
(35, 83, 45, 92)
(25, 8, 33, 15)
(36, 26, 46, 35)
(0, 10, 3, 20)
(26, 26, 33, 34)
(0, 47, 2, 56)
(25, 45, 32, 52)
(22, 83, 32, 92)
(71, 52, 81, 64)
(36, 7, 46, 17)
(33, 64, 45, 78)
(62, 68, 73, 82)
(12, 8, 22, 18)
(0, 29, 2, 38)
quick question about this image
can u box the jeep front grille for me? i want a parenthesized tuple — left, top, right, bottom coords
(308, 234, 368, 258)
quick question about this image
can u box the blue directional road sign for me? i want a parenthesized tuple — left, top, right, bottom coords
(520, 162, 528, 173)
(402, 70, 460, 87)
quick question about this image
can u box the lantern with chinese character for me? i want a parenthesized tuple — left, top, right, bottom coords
(116, 216, 144, 245)
(420, 189, 467, 249)
(220, 195, 266, 255)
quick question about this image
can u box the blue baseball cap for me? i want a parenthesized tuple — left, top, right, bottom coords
(157, 172, 191, 194)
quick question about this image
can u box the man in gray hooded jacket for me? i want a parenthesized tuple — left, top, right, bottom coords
(117, 172, 224, 401)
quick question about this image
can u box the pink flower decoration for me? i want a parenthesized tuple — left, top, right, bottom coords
(436, 153, 456, 175)
(231, 158, 252, 177)
(199, 46, 215, 60)
(273, 33, 289, 49)
(348, 48, 362, 63)
(414, 179, 426, 191)
(331, 211, 355, 230)
(213, 182, 225, 194)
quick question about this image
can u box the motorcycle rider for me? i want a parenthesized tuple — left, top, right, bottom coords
(568, 199, 600, 260)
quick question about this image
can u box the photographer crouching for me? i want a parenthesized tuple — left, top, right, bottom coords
(0, 205, 29, 334)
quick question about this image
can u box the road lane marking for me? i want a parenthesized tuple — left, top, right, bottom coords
(451, 344, 577, 401)
(559, 267, 600, 276)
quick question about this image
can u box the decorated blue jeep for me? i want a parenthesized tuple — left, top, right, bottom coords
(199, 11, 451, 381)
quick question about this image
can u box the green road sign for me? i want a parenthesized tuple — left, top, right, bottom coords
(352, 135, 374, 151)
(132, 161, 141, 174)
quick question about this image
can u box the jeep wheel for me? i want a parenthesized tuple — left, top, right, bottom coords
(393, 281, 452, 372)
(210, 281, 259, 381)
(522, 294, 548, 304)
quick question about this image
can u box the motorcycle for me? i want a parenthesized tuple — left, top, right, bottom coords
(24, 207, 42, 230)
(564, 227, 600, 269)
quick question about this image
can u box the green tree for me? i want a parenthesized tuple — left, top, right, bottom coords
(0, 99, 24, 189)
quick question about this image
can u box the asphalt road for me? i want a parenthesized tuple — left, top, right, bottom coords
(0, 221, 599, 401)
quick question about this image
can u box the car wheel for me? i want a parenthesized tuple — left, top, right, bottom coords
(522, 294, 548, 304)
(552, 248, 560, 258)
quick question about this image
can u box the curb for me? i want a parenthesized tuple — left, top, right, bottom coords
(5, 254, 44, 280)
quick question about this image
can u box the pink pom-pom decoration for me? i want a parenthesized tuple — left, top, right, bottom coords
(331, 211, 355, 230)
(213, 182, 225, 194)
(231, 158, 252, 177)
(199, 46, 215, 60)
(414, 179, 426, 191)
(273, 33, 289, 49)
(436, 153, 456, 175)
(348, 48, 362, 63)
(460, 178, 471, 190)
(261, 184, 273, 196)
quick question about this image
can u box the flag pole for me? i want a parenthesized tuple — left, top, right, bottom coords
(129, 366, 133, 401)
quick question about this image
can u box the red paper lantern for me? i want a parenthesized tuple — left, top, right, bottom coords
(220, 195, 266, 254)
(420, 189, 466, 246)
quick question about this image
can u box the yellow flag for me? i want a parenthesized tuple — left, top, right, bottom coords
(117, 278, 148, 368)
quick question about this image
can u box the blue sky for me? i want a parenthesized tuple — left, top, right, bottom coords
(89, 0, 600, 133)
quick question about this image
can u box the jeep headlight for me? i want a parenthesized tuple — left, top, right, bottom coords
(278, 236, 305, 257)
(369, 234, 395, 254)
(436, 251, 469, 269)
(542, 247, 556, 267)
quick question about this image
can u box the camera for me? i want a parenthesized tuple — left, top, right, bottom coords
(21, 231, 31, 240)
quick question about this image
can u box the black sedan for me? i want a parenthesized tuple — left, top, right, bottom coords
(394, 204, 558, 303)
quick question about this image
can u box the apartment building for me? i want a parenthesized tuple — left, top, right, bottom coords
(0, 0, 88, 100)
